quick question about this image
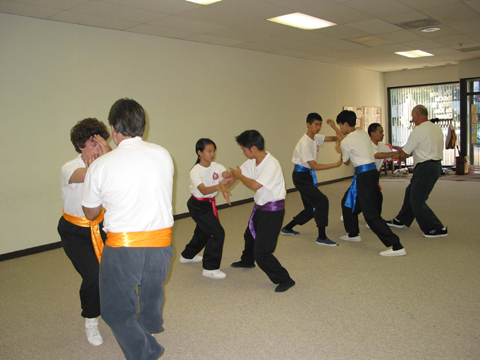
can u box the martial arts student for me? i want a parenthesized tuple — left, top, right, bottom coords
(282, 112, 342, 246)
(58, 118, 111, 346)
(82, 98, 174, 360)
(180, 138, 234, 279)
(334, 110, 406, 257)
(228, 130, 295, 292)
(386, 105, 447, 238)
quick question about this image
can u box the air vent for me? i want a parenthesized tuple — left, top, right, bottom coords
(395, 18, 441, 30)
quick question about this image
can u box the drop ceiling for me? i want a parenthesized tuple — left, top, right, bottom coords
(2, 0, 480, 72)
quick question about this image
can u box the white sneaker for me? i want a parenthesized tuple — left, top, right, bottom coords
(380, 248, 406, 257)
(180, 255, 203, 263)
(202, 269, 227, 279)
(339, 234, 361, 242)
(85, 317, 103, 346)
(340, 215, 344, 222)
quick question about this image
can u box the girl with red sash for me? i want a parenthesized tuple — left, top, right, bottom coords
(180, 138, 233, 279)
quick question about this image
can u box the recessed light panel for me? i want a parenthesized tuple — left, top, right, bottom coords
(185, 0, 222, 5)
(267, 13, 336, 30)
(395, 50, 434, 58)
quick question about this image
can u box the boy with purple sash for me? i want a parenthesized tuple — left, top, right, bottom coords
(228, 130, 295, 292)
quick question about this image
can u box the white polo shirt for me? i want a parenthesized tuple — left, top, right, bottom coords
(402, 121, 444, 164)
(190, 162, 226, 199)
(292, 134, 325, 168)
(240, 152, 286, 206)
(60, 154, 87, 217)
(82, 137, 174, 233)
(341, 130, 375, 168)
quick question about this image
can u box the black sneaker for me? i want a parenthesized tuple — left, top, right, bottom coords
(230, 261, 256, 268)
(275, 279, 295, 293)
(386, 218, 405, 228)
(423, 227, 448, 238)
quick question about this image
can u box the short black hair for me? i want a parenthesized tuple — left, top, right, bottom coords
(367, 122, 382, 137)
(235, 130, 265, 151)
(108, 98, 146, 137)
(195, 138, 216, 165)
(70, 118, 110, 153)
(336, 110, 356, 127)
(306, 112, 322, 124)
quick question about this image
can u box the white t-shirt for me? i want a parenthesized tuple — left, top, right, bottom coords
(292, 134, 325, 168)
(240, 152, 286, 206)
(60, 154, 87, 217)
(82, 137, 174, 233)
(190, 162, 226, 199)
(341, 130, 375, 168)
(372, 142, 392, 171)
(402, 121, 444, 164)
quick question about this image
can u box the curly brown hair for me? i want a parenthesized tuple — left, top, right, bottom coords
(70, 118, 110, 153)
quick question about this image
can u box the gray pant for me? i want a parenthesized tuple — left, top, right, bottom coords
(100, 245, 173, 360)
(396, 161, 444, 232)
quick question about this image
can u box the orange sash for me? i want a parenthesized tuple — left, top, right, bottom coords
(63, 209, 105, 263)
(106, 228, 172, 248)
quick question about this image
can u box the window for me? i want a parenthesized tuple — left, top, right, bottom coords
(389, 83, 460, 166)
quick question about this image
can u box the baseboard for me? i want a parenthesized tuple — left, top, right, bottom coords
(1, 176, 353, 261)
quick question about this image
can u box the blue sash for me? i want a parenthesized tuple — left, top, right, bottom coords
(294, 164, 317, 211)
(294, 164, 317, 186)
(345, 163, 376, 212)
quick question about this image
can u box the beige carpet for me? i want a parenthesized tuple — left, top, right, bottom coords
(1, 178, 479, 360)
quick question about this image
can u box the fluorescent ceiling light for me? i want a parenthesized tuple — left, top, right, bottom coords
(395, 50, 434, 58)
(185, 0, 222, 5)
(267, 12, 336, 30)
(421, 27, 440, 33)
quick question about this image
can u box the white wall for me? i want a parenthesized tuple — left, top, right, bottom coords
(0, 13, 386, 255)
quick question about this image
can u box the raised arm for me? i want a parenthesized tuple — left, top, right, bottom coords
(230, 166, 262, 191)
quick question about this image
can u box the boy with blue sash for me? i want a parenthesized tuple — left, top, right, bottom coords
(229, 130, 295, 293)
(332, 110, 405, 257)
(282, 113, 342, 246)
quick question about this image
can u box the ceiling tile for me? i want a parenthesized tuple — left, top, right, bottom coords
(401, 38, 444, 49)
(174, 6, 257, 27)
(346, 19, 403, 34)
(447, 18, 480, 34)
(148, 15, 227, 33)
(50, 10, 138, 30)
(315, 24, 371, 39)
(380, 30, 425, 42)
(381, 11, 430, 25)
(188, 34, 247, 46)
(208, 0, 292, 20)
(465, 0, 480, 13)
(70, 1, 166, 23)
(433, 34, 479, 47)
(206, 27, 274, 42)
(0, 1, 61, 18)
(395, 0, 461, 11)
(101, 0, 198, 15)
(340, 0, 413, 18)
(8, 0, 89, 10)
(421, 3, 480, 23)
(128, 24, 197, 39)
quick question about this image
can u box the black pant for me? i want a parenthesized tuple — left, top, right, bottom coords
(291, 171, 329, 227)
(240, 209, 292, 284)
(57, 217, 106, 318)
(396, 161, 444, 232)
(181, 196, 225, 270)
(341, 170, 402, 249)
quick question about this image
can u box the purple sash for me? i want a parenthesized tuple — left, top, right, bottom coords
(248, 200, 285, 239)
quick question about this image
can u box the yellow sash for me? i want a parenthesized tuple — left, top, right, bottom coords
(106, 228, 172, 248)
(62, 209, 105, 263)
